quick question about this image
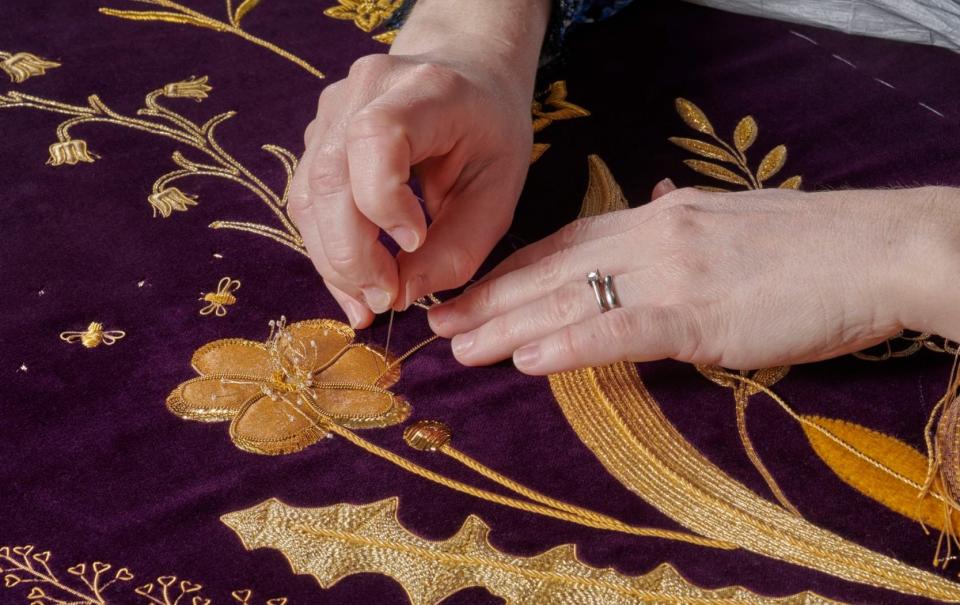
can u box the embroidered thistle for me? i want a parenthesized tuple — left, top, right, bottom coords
(46, 140, 97, 166)
(324, 0, 403, 33)
(0, 52, 60, 83)
(148, 187, 198, 218)
(162, 75, 211, 101)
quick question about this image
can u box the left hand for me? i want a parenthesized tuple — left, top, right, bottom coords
(427, 182, 958, 374)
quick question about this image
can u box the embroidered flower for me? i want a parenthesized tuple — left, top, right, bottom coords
(149, 187, 198, 218)
(1, 52, 60, 83)
(162, 76, 212, 102)
(324, 0, 402, 33)
(46, 140, 97, 166)
(166, 317, 409, 455)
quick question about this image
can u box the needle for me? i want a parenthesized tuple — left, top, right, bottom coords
(383, 308, 395, 365)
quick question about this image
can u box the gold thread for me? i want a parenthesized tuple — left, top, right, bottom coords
(0, 51, 60, 83)
(222, 497, 840, 605)
(199, 276, 241, 317)
(530, 81, 589, 164)
(59, 322, 126, 348)
(323, 0, 403, 34)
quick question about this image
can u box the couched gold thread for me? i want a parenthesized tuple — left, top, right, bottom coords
(0, 51, 60, 83)
(548, 364, 960, 600)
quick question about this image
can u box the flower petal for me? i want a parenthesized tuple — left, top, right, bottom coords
(320, 344, 400, 388)
(166, 374, 263, 422)
(191, 338, 271, 377)
(312, 384, 411, 429)
(228, 394, 327, 455)
(286, 319, 355, 371)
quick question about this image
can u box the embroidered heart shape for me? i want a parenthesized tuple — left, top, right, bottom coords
(0, 547, 10, 558)
(3, 575, 21, 588)
(67, 563, 86, 576)
(32, 551, 51, 563)
(115, 567, 134, 581)
(231, 589, 252, 603)
(12, 546, 33, 556)
(266, 598, 288, 605)
(92, 561, 111, 574)
(27, 587, 45, 599)
(157, 576, 176, 587)
(192, 597, 212, 605)
(180, 581, 202, 593)
(135, 583, 154, 596)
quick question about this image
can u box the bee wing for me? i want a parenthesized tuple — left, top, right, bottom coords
(199, 302, 215, 316)
(101, 331, 126, 345)
(59, 331, 84, 343)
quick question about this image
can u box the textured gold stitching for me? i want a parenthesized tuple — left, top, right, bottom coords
(670, 98, 801, 191)
(199, 277, 241, 317)
(222, 498, 839, 605)
(99, 1, 324, 79)
(59, 322, 126, 348)
(531, 81, 590, 163)
(0, 51, 60, 83)
(323, 0, 402, 33)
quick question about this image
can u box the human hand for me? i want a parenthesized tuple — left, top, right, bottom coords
(428, 183, 959, 374)
(288, 0, 550, 328)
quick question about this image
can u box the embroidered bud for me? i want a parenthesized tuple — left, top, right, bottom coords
(403, 420, 451, 452)
(47, 140, 97, 166)
(1, 52, 60, 83)
(149, 187, 198, 218)
(162, 76, 211, 101)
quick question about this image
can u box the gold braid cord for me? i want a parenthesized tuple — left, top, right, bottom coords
(222, 497, 839, 605)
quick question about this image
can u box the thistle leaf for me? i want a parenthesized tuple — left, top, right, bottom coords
(683, 160, 750, 187)
(733, 116, 758, 153)
(98, 9, 224, 32)
(222, 497, 839, 605)
(578, 155, 628, 218)
(233, 0, 261, 24)
(801, 416, 960, 535)
(675, 98, 715, 135)
(757, 145, 787, 182)
(668, 138, 738, 163)
(780, 175, 803, 190)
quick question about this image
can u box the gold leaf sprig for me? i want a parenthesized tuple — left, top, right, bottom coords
(222, 497, 839, 605)
(0, 76, 306, 256)
(100, 0, 324, 79)
(670, 98, 801, 191)
(0, 51, 60, 83)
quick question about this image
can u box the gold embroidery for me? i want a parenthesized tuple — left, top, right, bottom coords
(577, 154, 629, 218)
(372, 29, 398, 44)
(0, 76, 306, 257)
(697, 366, 800, 515)
(167, 317, 410, 454)
(200, 277, 241, 317)
(222, 498, 837, 605)
(548, 363, 960, 601)
(99, 1, 324, 79)
(0, 52, 60, 83)
(324, 0, 402, 33)
(670, 98, 801, 190)
(531, 81, 590, 163)
(855, 330, 958, 360)
(0, 545, 285, 604)
(60, 322, 126, 348)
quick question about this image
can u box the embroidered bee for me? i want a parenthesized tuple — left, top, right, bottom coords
(59, 322, 126, 348)
(200, 277, 241, 317)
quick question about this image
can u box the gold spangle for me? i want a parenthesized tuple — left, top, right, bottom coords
(47, 140, 97, 166)
(670, 98, 801, 190)
(222, 497, 838, 605)
(323, 0, 403, 33)
(0, 51, 60, 83)
(199, 277, 241, 317)
(59, 322, 126, 348)
(100, 1, 324, 79)
(403, 420, 451, 452)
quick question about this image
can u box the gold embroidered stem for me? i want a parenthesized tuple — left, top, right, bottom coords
(374, 334, 438, 384)
(320, 420, 730, 549)
(99, 0, 325, 79)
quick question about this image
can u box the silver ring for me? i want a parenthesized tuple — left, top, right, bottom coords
(586, 270, 620, 313)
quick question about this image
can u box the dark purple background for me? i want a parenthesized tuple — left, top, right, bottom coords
(2, 1, 960, 603)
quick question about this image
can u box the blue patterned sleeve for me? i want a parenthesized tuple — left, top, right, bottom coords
(385, 1, 635, 67)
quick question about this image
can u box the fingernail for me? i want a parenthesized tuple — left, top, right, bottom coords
(362, 287, 392, 314)
(389, 227, 420, 253)
(428, 303, 451, 327)
(451, 332, 475, 357)
(343, 298, 365, 328)
(658, 178, 675, 189)
(401, 274, 427, 310)
(513, 344, 540, 369)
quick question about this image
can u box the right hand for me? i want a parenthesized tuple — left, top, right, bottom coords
(288, 51, 535, 328)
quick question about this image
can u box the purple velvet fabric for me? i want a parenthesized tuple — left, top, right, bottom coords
(2, 1, 960, 604)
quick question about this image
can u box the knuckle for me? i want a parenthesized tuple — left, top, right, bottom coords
(348, 54, 392, 80)
(658, 202, 706, 243)
(307, 152, 347, 193)
(557, 217, 590, 249)
(447, 246, 482, 286)
(546, 285, 582, 326)
(346, 108, 404, 147)
(324, 240, 362, 275)
(411, 62, 465, 91)
(535, 249, 569, 288)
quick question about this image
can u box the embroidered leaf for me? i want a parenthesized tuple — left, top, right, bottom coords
(801, 416, 960, 536)
(233, 0, 261, 24)
(683, 160, 750, 187)
(675, 98, 715, 135)
(696, 365, 789, 396)
(97, 9, 222, 31)
(757, 145, 787, 182)
(734, 116, 758, 153)
(222, 497, 839, 605)
(695, 186, 730, 193)
(668, 137, 738, 163)
(780, 175, 803, 190)
(530, 143, 549, 163)
(578, 155, 628, 219)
